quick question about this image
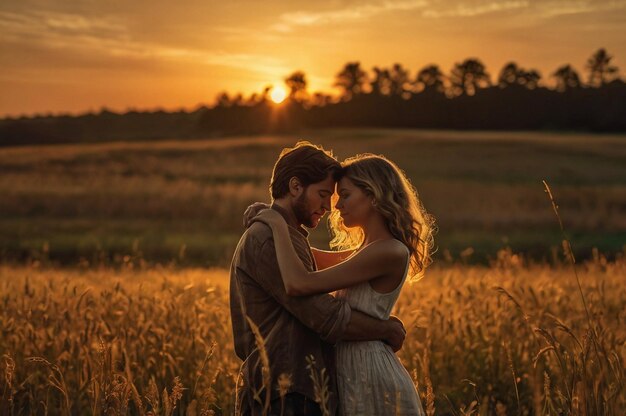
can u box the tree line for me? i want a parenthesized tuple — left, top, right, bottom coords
(0, 48, 624, 146)
(218, 48, 620, 105)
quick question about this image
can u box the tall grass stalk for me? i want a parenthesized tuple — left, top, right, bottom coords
(305, 356, 330, 416)
(542, 180, 592, 325)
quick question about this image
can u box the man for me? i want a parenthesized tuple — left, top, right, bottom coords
(230, 142, 406, 416)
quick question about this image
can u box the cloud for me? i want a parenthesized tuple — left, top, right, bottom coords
(184, 50, 290, 78)
(272, 0, 429, 32)
(0, 10, 289, 77)
(0, 10, 127, 40)
(418, 0, 626, 20)
(535, 0, 626, 18)
(212, 26, 284, 43)
(422, 1, 529, 18)
(273, 0, 626, 23)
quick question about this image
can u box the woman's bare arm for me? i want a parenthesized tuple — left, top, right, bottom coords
(243, 203, 354, 270)
(255, 209, 407, 296)
(311, 248, 356, 270)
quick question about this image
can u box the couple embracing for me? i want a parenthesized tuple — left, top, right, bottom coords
(230, 142, 435, 415)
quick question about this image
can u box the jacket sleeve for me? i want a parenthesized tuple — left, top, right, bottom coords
(250, 237, 351, 344)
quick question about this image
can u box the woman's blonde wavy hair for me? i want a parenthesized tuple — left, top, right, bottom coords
(328, 154, 436, 280)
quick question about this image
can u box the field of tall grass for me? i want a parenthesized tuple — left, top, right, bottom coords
(1, 252, 624, 415)
(1, 129, 624, 414)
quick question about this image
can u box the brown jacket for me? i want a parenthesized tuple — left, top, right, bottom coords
(230, 205, 351, 415)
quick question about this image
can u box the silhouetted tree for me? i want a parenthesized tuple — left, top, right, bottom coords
(498, 62, 541, 89)
(215, 92, 231, 107)
(231, 93, 243, 106)
(261, 85, 272, 102)
(285, 71, 308, 102)
(498, 62, 521, 87)
(371, 67, 392, 95)
(389, 63, 411, 97)
(247, 93, 259, 106)
(310, 92, 332, 107)
(415, 64, 445, 93)
(450, 58, 491, 96)
(519, 69, 541, 89)
(335, 62, 369, 100)
(99, 107, 117, 116)
(586, 48, 619, 87)
(553, 65, 581, 92)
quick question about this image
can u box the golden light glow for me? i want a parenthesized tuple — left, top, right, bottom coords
(1, 1, 625, 116)
(270, 87, 287, 104)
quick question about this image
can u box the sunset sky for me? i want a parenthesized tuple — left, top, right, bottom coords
(1, 0, 625, 117)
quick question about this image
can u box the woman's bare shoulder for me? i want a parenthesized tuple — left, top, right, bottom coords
(361, 239, 409, 261)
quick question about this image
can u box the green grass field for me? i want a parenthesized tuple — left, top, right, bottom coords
(1, 129, 624, 266)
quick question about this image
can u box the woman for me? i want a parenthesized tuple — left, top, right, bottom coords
(254, 153, 435, 416)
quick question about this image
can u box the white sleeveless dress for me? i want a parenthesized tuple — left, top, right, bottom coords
(335, 247, 425, 416)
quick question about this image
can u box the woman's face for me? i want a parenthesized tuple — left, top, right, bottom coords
(334, 177, 373, 228)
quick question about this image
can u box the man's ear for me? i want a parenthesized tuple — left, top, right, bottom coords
(288, 177, 304, 197)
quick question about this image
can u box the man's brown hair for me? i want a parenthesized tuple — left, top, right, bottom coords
(270, 141, 341, 200)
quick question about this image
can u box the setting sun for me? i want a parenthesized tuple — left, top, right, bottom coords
(270, 87, 287, 104)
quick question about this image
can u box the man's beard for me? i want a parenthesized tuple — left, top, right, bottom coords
(293, 193, 315, 228)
